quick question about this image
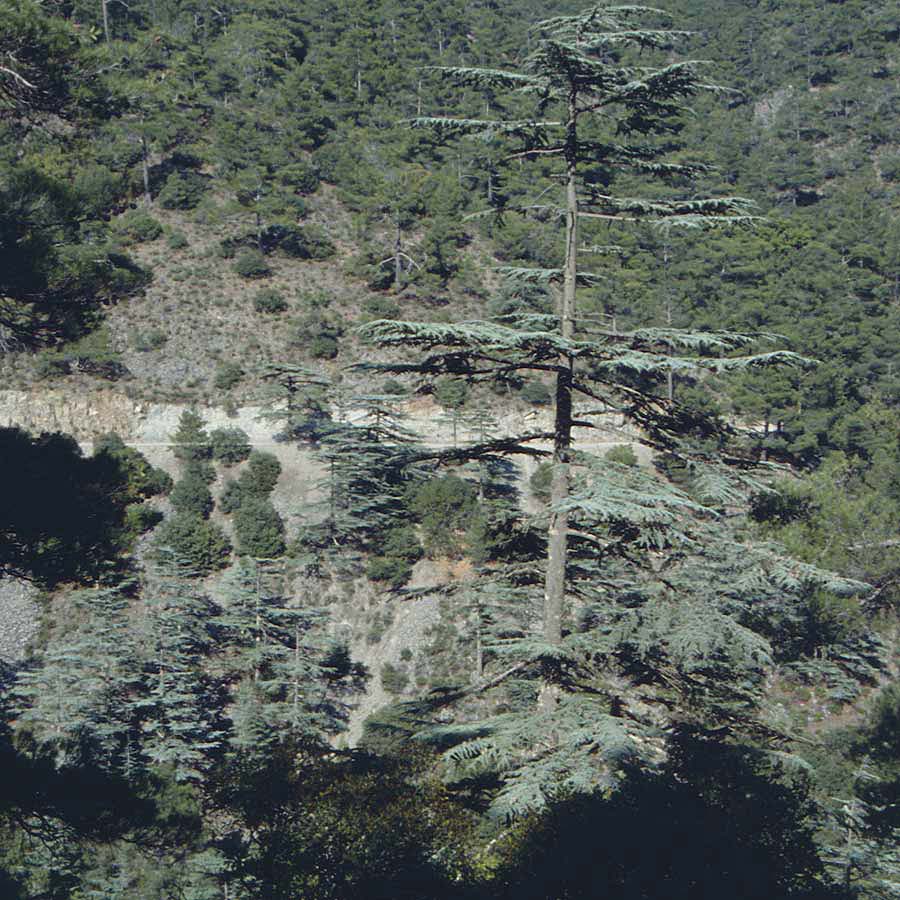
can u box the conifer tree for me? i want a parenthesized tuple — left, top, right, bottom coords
(372, 3, 788, 687)
(133, 557, 224, 781)
(216, 559, 362, 746)
(357, 5, 851, 818)
(14, 587, 142, 773)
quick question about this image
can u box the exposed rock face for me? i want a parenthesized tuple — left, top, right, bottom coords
(0, 388, 640, 452)
(0, 389, 144, 442)
(0, 577, 39, 663)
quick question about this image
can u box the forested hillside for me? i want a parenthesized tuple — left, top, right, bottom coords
(1, 0, 899, 897)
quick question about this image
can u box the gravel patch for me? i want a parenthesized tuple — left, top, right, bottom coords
(0, 577, 40, 663)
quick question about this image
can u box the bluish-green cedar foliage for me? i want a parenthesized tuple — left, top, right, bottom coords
(215, 559, 363, 746)
(14, 587, 142, 773)
(154, 514, 231, 573)
(310, 392, 424, 551)
(357, 5, 846, 820)
(169, 469, 214, 518)
(135, 559, 224, 781)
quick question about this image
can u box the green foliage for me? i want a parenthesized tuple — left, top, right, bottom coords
(604, 445, 638, 467)
(216, 749, 475, 900)
(240, 451, 281, 497)
(434, 377, 468, 409)
(172, 410, 212, 463)
(93, 432, 172, 500)
(213, 362, 244, 391)
(123, 502, 164, 538)
(233, 498, 285, 558)
(32, 325, 131, 380)
(209, 427, 251, 465)
(0, 427, 164, 585)
(169, 471, 214, 518)
(367, 526, 423, 588)
(493, 729, 843, 900)
(73, 165, 125, 219)
(380, 662, 409, 695)
(219, 479, 244, 514)
(113, 211, 163, 244)
(381, 378, 406, 395)
(253, 287, 288, 314)
(5, 1, 900, 893)
(232, 248, 271, 279)
(529, 461, 552, 503)
(409, 474, 478, 558)
(154, 514, 231, 573)
(519, 379, 551, 406)
(752, 452, 900, 605)
(166, 229, 189, 250)
(292, 311, 343, 359)
(275, 223, 335, 260)
(157, 171, 209, 210)
(131, 327, 167, 352)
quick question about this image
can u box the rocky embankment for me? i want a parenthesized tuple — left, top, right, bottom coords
(0, 577, 39, 663)
(0, 387, 641, 740)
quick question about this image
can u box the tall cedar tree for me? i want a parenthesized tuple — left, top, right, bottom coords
(355, 6, 868, 817)
(367, 5, 794, 701)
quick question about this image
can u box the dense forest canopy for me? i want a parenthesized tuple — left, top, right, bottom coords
(0, 0, 898, 897)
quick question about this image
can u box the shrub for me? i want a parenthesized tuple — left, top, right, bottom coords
(145, 467, 174, 497)
(530, 461, 553, 502)
(381, 379, 406, 395)
(123, 503, 163, 539)
(362, 296, 400, 320)
(214, 362, 244, 391)
(132, 328, 168, 352)
(605, 444, 638, 467)
(367, 526, 423, 588)
(170, 471, 214, 518)
(434, 378, 468, 409)
(520, 379, 552, 405)
(167, 230, 189, 250)
(280, 160, 320, 194)
(154, 513, 231, 573)
(114, 210, 163, 244)
(158, 170, 209, 210)
(210, 427, 252, 465)
(380, 662, 409, 695)
(240, 451, 281, 497)
(233, 498, 286, 558)
(184, 459, 216, 484)
(367, 555, 413, 588)
(275, 223, 335, 260)
(232, 248, 271, 279)
(409, 475, 477, 558)
(292, 312, 343, 359)
(310, 334, 339, 359)
(64, 326, 119, 365)
(93, 432, 173, 500)
(73, 164, 124, 219)
(34, 352, 71, 380)
(216, 240, 236, 259)
(253, 288, 289, 314)
(879, 152, 900, 184)
(219, 479, 244, 513)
